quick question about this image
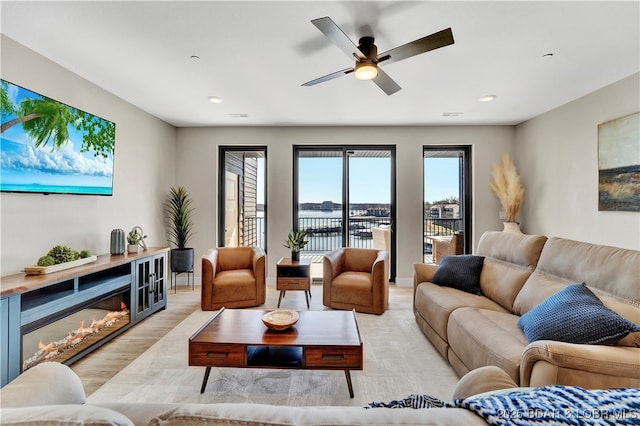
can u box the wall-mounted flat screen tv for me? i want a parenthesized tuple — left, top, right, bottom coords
(1, 79, 115, 196)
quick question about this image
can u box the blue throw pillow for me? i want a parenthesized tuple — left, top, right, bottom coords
(518, 283, 640, 345)
(431, 255, 485, 295)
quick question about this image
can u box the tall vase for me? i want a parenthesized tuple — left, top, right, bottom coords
(503, 222, 523, 234)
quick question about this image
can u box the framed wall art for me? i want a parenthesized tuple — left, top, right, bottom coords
(598, 112, 639, 212)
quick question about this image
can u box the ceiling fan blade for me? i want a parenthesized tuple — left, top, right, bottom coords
(372, 68, 401, 96)
(311, 17, 366, 60)
(302, 67, 355, 86)
(377, 28, 454, 66)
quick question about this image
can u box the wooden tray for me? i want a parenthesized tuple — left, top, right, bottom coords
(24, 256, 98, 275)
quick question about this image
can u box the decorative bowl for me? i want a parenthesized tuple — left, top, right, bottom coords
(262, 310, 299, 331)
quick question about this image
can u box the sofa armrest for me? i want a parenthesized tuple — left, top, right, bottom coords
(520, 340, 640, 388)
(452, 366, 518, 399)
(0, 362, 86, 407)
(413, 262, 438, 291)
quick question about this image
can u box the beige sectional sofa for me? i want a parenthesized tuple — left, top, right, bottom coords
(414, 231, 640, 388)
(0, 362, 521, 425)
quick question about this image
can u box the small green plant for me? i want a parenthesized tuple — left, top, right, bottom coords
(127, 229, 142, 245)
(47, 245, 79, 264)
(37, 255, 55, 266)
(79, 250, 92, 258)
(284, 230, 308, 253)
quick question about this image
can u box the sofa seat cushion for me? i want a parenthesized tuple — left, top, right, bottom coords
(447, 308, 528, 383)
(213, 269, 257, 300)
(331, 271, 372, 306)
(414, 283, 508, 342)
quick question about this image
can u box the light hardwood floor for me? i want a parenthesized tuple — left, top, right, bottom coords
(71, 283, 201, 396)
(71, 282, 414, 397)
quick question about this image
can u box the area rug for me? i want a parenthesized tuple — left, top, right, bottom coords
(87, 306, 459, 407)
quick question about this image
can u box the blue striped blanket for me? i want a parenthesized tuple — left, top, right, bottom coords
(365, 386, 640, 425)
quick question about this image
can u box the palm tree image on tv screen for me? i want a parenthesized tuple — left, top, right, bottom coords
(0, 79, 116, 195)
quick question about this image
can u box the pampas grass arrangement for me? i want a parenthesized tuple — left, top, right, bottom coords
(490, 153, 524, 222)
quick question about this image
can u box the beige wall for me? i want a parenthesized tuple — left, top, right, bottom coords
(176, 126, 515, 285)
(515, 73, 640, 250)
(0, 36, 177, 275)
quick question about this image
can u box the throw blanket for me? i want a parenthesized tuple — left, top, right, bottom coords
(366, 386, 640, 426)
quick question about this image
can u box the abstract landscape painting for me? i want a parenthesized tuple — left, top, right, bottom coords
(598, 112, 640, 212)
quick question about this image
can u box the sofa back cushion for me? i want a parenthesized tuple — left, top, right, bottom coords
(513, 238, 640, 328)
(476, 232, 548, 311)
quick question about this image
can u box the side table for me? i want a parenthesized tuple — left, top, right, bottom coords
(276, 257, 311, 309)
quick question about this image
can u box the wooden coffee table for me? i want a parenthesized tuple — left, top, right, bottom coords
(189, 308, 363, 397)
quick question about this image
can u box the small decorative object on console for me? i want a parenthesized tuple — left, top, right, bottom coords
(262, 310, 299, 331)
(110, 229, 125, 254)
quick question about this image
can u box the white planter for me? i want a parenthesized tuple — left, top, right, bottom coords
(128, 244, 139, 254)
(502, 222, 523, 234)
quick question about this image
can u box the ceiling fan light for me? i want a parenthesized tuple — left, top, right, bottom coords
(355, 62, 378, 80)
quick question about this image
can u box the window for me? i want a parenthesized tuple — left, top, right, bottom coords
(423, 146, 471, 262)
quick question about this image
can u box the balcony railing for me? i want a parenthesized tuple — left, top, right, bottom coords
(244, 215, 462, 256)
(424, 218, 463, 237)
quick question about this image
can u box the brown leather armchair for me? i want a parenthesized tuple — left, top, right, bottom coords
(323, 247, 389, 315)
(433, 231, 464, 264)
(201, 247, 266, 310)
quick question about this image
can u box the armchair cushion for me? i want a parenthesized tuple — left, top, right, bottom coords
(518, 283, 640, 345)
(432, 255, 485, 295)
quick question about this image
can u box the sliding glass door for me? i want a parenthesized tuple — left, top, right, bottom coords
(294, 146, 396, 280)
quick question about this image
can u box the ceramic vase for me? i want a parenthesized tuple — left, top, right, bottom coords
(502, 222, 523, 234)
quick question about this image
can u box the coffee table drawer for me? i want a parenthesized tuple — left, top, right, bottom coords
(190, 344, 245, 367)
(305, 346, 362, 368)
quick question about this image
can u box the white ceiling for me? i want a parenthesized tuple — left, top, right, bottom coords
(1, 1, 638, 127)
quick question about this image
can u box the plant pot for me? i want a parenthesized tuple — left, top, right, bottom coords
(171, 248, 194, 272)
(291, 251, 300, 262)
(127, 244, 139, 254)
(502, 222, 523, 234)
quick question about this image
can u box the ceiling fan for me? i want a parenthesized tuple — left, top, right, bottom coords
(302, 16, 455, 95)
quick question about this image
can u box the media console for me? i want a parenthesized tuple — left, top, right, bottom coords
(0, 247, 169, 387)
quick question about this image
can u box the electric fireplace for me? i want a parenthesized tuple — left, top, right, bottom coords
(21, 287, 130, 372)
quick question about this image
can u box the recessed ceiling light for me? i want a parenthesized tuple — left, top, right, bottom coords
(442, 112, 463, 117)
(229, 113, 248, 118)
(541, 53, 554, 58)
(208, 96, 223, 104)
(478, 95, 496, 102)
(190, 55, 200, 60)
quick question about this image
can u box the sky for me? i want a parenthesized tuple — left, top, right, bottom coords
(257, 155, 460, 204)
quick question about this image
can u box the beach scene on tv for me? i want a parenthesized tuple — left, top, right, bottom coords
(0, 79, 115, 196)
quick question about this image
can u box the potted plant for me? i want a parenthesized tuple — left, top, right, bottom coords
(284, 230, 308, 262)
(127, 228, 142, 254)
(490, 153, 524, 233)
(166, 186, 195, 272)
